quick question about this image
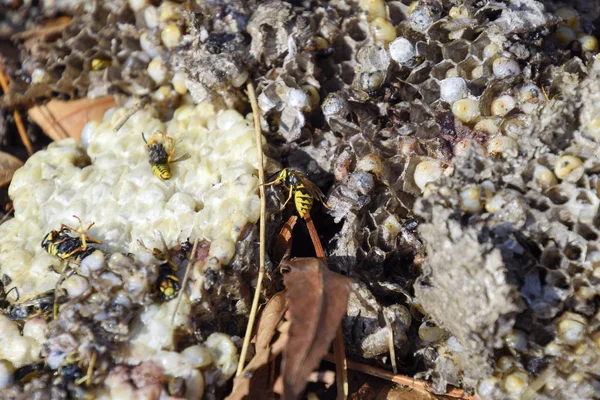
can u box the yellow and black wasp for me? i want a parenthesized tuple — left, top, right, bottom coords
(262, 168, 330, 218)
(138, 236, 181, 302)
(91, 58, 112, 71)
(142, 131, 190, 180)
(5, 289, 68, 321)
(41, 216, 101, 263)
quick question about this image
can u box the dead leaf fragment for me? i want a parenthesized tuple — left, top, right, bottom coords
(0, 151, 23, 187)
(226, 291, 288, 400)
(281, 257, 353, 400)
(28, 97, 116, 141)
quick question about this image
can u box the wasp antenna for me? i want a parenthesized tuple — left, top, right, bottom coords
(6, 286, 19, 301)
(142, 132, 148, 143)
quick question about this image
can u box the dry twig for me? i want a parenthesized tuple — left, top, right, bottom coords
(323, 354, 478, 400)
(113, 100, 148, 132)
(237, 81, 267, 376)
(0, 63, 33, 156)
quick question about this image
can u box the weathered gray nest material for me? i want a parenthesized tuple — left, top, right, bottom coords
(240, 0, 600, 396)
(4, 0, 152, 107)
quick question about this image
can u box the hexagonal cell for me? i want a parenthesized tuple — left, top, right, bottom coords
(394, 80, 421, 102)
(419, 78, 440, 104)
(479, 81, 514, 117)
(409, 100, 434, 124)
(343, 17, 369, 42)
(431, 60, 457, 80)
(426, 19, 450, 43)
(470, 32, 493, 60)
(406, 60, 433, 85)
(456, 55, 484, 81)
(415, 119, 440, 138)
(442, 39, 470, 63)
(415, 41, 443, 63)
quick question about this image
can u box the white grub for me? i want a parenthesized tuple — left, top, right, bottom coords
(477, 376, 499, 398)
(460, 185, 482, 213)
(359, 0, 387, 20)
(418, 321, 446, 343)
(474, 118, 500, 135)
(205, 333, 239, 379)
(182, 345, 213, 369)
(554, 155, 583, 180)
(370, 17, 396, 44)
(356, 153, 383, 178)
(482, 43, 500, 59)
(533, 165, 557, 189)
(161, 23, 182, 49)
(62, 274, 89, 298)
(496, 356, 516, 372)
(487, 135, 518, 155)
(414, 160, 443, 191)
(452, 98, 480, 123)
(502, 371, 528, 395)
(490, 95, 516, 117)
(557, 312, 587, 345)
(147, 58, 168, 85)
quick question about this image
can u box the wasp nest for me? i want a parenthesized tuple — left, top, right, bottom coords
(0, 102, 262, 397)
(245, 0, 600, 398)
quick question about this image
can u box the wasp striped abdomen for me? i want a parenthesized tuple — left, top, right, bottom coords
(152, 164, 172, 180)
(293, 185, 314, 218)
(262, 168, 330, 218)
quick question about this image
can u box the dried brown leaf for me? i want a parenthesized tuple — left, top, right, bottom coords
(281, 257, 353, 400)
(0, 151, 23, 187)
(28, 97, 116, 141)
(226, 292, 287, 400)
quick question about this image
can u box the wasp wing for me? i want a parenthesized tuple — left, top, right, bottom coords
(171, 153, 191, 164)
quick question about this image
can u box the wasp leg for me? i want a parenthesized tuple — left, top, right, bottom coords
(61, 219, 102, 246)
(317, 194, 332, 210)
(278, 186, 294, 212)
(260, 177, 283, 188)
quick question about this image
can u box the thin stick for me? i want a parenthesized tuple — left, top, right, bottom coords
(236, 81, 267, 377)
(113, 100, 147, 132)
(171, 238, 199, 324)
(304, 213, 348, 400)
(323, 354, 477, 400)
(0, 65, 33, 156)
(0, 206, 13, 225)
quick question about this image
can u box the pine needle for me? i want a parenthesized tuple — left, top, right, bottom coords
(236, 81, 267, 377)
